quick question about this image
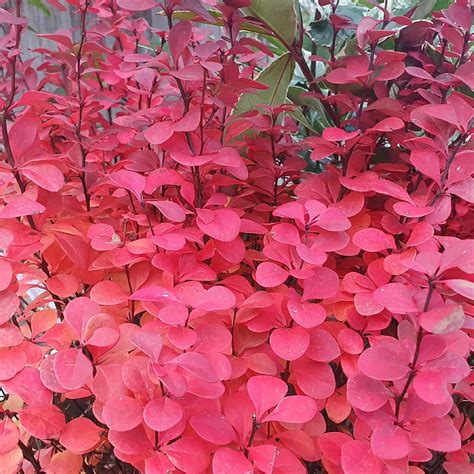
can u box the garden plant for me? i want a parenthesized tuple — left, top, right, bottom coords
(0, 0, 472, 472)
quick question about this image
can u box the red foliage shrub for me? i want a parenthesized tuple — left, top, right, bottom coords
(0, 0, 472, 472)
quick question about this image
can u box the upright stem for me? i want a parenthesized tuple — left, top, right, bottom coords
(75, 1, 91, 211)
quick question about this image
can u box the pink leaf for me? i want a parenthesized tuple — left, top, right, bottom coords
(143, 397, 184, 432)
(294, 360, 335, 399)
(165, 437, 211, 473)
(144, 121, 174, 145)
(371, 423, 411, 460)
(212, 448, 254, 474)
(263, 396, 317, 423)
(270, 326, 310, 361)
(256, 262, 289, 288)
(196, 208, 241, 242)
(303, 267, 339, 300)
(53, 348, 93, 391)
(0, 260, 12, 292)
(347, 372, 391, 411)
(352, 228, 395, 252)
(410, 417, 461, 452)
(131, 328, 163, 363)
(0, 346, 26, 380)
(341, 440, 383, 474)
(0, 196, 45, 218)
(64, 297, 100, 341)
(90, 281, 128, 306)
(116, 0, 157, 11)
(247, 375, 287, 419)
(109, 170, 146, 201)
(443, 279, 474, 300)
(306, 328, 341, 362)
(420, 304, 465, 335)
(358, 339, 410, 381)
(372, 283, 418, 313)
(190, 410, 235, 445)
(0, 418, 19, 454)
(21, 163, 64, 192)
(168, 22, 192, 64)
(166, 352, 219, 383)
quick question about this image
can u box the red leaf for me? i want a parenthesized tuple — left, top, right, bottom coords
(19, 405, 65, 440)
(190, 410, 235, 445)
(367, 117, 404, 132)
(59, 418, 103, 454)
(322, 127, 359, 142)
(21, 164, 64, 192)
(103, 396, 143, 432)
(143, 397, 183, 432)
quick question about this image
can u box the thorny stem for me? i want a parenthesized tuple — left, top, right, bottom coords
(394, 281, 435, 419)
(244, 413, 259, 457)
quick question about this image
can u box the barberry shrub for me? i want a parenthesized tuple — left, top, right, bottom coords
(0, 0, 472, 472)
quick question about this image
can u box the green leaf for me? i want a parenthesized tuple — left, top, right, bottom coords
(245, 0, 297, 47)
(410, 0, 437, 19)
(286, 103, 319, 134)
(308, 19, 334, 47)
(235, 53, 295, 115)
(171, 9, 276, 38)
(287, 86, 329, 125)
(28, 0, 51, 15)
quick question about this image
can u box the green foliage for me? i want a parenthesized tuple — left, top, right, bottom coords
(245, 0, 298, 46)
(235, 53, 295, 114)
(28, 0, 51, 16)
